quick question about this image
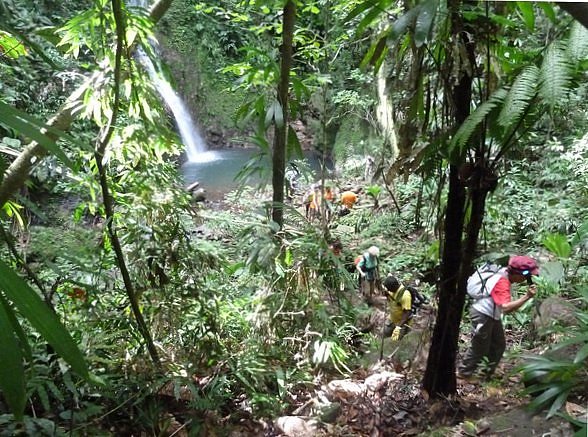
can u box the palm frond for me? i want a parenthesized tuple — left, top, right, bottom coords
(449, 88, 508, 155)
(497, 65, 539, 129)
(539, 42, 573, 108)
(566, 21, 588, 63)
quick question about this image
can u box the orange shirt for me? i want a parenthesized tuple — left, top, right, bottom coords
(340, 191, 358, 208)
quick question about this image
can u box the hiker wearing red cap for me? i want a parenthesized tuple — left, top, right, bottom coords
(458, 255, 539, 380)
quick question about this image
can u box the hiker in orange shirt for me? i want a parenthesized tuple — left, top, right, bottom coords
(303, 184, 319, 220)
(338, 190, 358, 217)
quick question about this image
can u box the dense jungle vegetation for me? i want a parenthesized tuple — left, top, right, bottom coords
(1, 0, 587, 435)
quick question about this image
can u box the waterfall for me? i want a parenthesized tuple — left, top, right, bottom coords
(130, 0, 210, 162)
(138, 50, 210, 162)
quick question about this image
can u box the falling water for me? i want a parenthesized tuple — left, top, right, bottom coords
(138, 49, 213, 162)
(129, 0, 211, 163)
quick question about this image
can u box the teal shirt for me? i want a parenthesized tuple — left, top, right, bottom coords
(360, 253, 378, 270)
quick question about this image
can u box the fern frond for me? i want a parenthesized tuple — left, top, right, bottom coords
(539, 42, 572, 108)
(497, 65, 539, 129)
(566, 21, 588, 63)
(449, 88, 507, 154)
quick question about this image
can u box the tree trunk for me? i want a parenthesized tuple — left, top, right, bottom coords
(422, 0, 476, 397)
(422, 165, 466, 396)
(0, 0, 173, 208)
(271, 1, 296, 228)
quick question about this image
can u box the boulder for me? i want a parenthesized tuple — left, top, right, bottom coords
(325, 379, 365, 399)
(274, 416, 318, 436)
(533, 296, 577, 336)
(192, 188, 206, 202)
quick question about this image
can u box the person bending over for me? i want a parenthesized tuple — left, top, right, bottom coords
(458, 255, 539, 379)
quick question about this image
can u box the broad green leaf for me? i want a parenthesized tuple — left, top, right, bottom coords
(414, 0, 437, 47)
(0, 101, 91, 163)
(264, 101, 275, 128)
(0, 30, 27, 59)
(372, 45, 389, 74)
(516, 2, 535, 32)
(360, 31, 389, 70)
(344, 0, 381, 23)
(542, 233, 572, 258)
(538, 3, 556, 23)
(286, 125, 303, 160)
(0, 260, 89, 380)
(0, 293, 32, 361)
(538, 261, 565, 286)
(390, 6, 420, 40)
(529, 385, 561, 409)
(273, 100, 284, 128)
(357, 5, 389, 35)
(547, 389, 570, 418)
(0, 298, 26, 421)
(573, 343, 588, 364)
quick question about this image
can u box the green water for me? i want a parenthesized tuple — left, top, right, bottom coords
(181, 148, 329, 200)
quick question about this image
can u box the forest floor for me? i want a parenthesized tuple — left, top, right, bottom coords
(207, 291, 578, 437)
(190, 188, 581, 436)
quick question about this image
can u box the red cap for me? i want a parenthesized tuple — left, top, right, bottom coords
(508, 255, 539, 275)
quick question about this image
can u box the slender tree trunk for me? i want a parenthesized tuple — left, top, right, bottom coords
(93, 0, 161, 367)
(0, 0, 172, 208)
(422, 0, 476, 397)
(271, 1, 296, 228)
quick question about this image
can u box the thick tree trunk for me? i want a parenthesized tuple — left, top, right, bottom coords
(271, 1, 296, 228)
(422, 0, 476, 397)
(0, 0, 172, 208)
(422, 165, 466, 395)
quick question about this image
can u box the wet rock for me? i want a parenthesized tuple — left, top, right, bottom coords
(364, 371, 403, 393)
(186, 181, 200, 192)
(274, 416, 318, 436)
(326, 380, 365, 399)
(192, 188, 207, 202)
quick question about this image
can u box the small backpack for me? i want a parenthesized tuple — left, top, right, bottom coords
(466, 262, 504, 300)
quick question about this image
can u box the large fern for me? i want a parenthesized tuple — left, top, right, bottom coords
(566, 21, 588, 64)
(452, 21, 587, 156)
(539, 42, 573, 109)
(449, 88, 507, 155)
(497, 65, 539, 129)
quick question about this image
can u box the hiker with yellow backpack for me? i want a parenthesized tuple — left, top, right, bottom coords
(382, 275, 414, 341)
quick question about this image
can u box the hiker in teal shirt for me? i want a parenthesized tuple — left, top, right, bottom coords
(356, 245, 380, 298)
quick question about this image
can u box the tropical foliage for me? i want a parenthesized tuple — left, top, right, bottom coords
(0, 0, 587, 434)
